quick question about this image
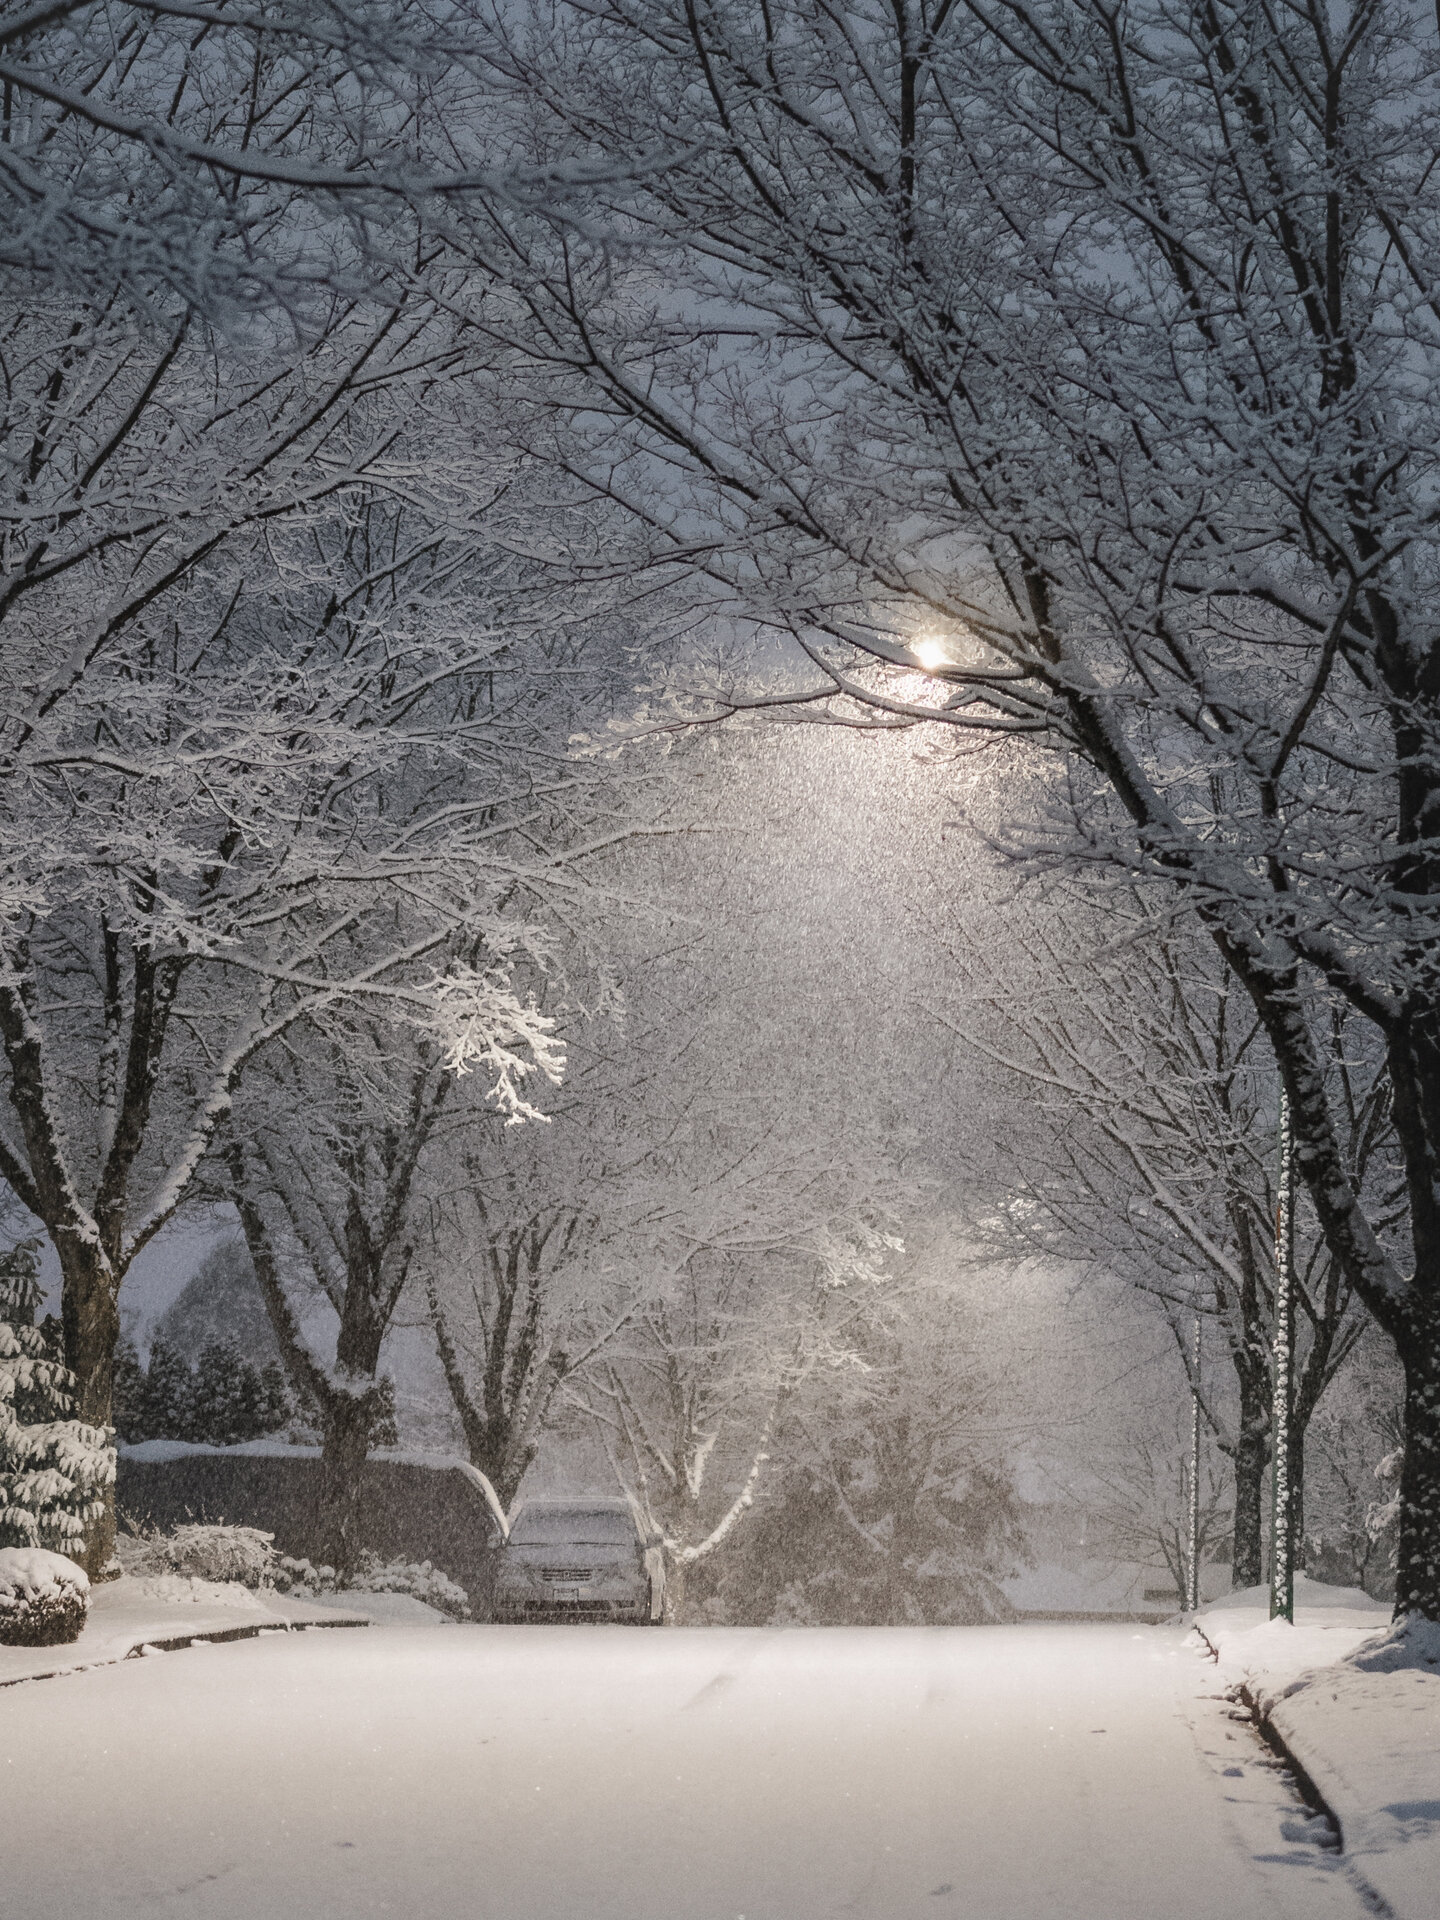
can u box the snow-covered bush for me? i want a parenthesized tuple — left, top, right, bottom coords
(273, 1555, 339, 1596)
(0, 1241, 112, 1556)
(274, 1549, 470, 1618)
(119, 1524, 278, 1590)
(0, 1546, 90, 1645)
(353, 1553, 471, 1620)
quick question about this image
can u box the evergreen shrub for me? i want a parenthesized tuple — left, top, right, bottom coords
(0, 1546, 90, 1645)
(0, 1240, 112, 1560)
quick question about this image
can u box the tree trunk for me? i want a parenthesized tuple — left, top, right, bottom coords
(317, 1393, 373, 1583)
(661, 1556, 686, 1624)
(1231, 1408, 1268, 1591)
(1394, 1319, 1440, 1620)
(1196, 919, 1440, 1621)
(426, 1285, 549, 1511)
(1290, 1419, 1306, 1572)
(234, 1176, 386, 1585)
(58, 1237, 119, 1579)
(315, 1281, 389, 1583)
(1385, 999, 1440, 1621)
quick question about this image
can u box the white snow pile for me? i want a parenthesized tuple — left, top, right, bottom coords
(1197, 1579, 1439, 1920)
(1344, 1611, 1440, 1674)
(116, 1570, 274, 1614)
(1199, 1575, 1391, 1698)
(0, 1546, 90, 1646)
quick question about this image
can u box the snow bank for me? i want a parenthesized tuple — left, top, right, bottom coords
(1197, 1578, 1439, 1920)
(1346, 1612, 1440, 1675)
(1003, 1556, 1231, 1618)
(118, 1572, 272, 1613)
(301, 1589, 449, 1626)
(0, 1572, 368, 1687)
(0, 1546, 89, 1646)
(1205, 1573, 1386, 1618)
(1197, 1576, 1390, 1685)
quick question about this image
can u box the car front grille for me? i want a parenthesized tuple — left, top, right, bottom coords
(539, 1566, 593, 1583)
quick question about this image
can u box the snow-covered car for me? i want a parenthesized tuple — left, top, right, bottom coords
(495, 1497, 663, 1624)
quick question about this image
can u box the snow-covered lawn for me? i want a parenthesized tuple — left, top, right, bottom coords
(1195, 1577, 1440, 1920)
(0, 1620, 1379, 1919)
(0, 1572, 372, 1688)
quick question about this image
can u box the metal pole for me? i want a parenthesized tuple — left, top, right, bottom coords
(1270, 1087, 1295, 1623)
(1187, 1312, 1202, 1614)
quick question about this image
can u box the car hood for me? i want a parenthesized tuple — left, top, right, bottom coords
(502, 1543, 637, 1567)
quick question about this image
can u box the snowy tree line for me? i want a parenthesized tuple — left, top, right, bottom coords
(928, 875, 1403, 1597)
(112, 1337, 300, 1451)
(418, 0, 1440, 1623)
(0, 0, 693, 1574)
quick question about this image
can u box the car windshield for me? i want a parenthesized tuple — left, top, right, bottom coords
(509, 1506, 637, 1546)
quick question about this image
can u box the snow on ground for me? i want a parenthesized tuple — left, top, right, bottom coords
(0, 1572, 371, 1687)
(1004, 1556, 1232, 1619)
(302, 1587, 450, 1626)
(1196, 1576, 1439, 1920)
(0, 1622, 1377, 1920)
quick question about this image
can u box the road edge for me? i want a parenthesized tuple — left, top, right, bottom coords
(1189, 1621, 1398, 1919)
(0, 1612, 370, 1691)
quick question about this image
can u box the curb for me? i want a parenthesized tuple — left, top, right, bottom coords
(125, 1615, 371, 1657)
(1190, 1623, 1398, 1918)
(1, 1611, 370, 1690)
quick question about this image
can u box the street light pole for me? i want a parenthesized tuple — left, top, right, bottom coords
(1270, 1087, 1295, 1623)
(1186, 1312, 1201, 1614)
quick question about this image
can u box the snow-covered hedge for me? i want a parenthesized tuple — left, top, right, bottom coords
(0, 1547, 90, 1645)
(117, 1523, 277, 1589)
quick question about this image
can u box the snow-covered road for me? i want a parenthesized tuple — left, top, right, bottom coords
(3, 1623, 1374, 1919)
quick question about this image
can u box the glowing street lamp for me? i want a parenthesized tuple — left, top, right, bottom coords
(912, 635, 953, 672)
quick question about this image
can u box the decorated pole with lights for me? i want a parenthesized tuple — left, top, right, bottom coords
(1270, 1088, 1296, 1623)
(1186, 1313, 1202, 1614)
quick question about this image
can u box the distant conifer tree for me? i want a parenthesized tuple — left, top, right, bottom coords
(191, 1341, 243, 1445)
(256, 1361, 293, 1436)
(111, 1339, 149, 1444)
(141, 1339, 196, 1442)
(185, 1341, 297, 1445)
(368, 1376, 400, 1450)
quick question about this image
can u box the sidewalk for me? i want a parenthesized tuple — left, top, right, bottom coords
(1195, 1575, 1440, 1920)
(0, 1572, 371, 1688)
